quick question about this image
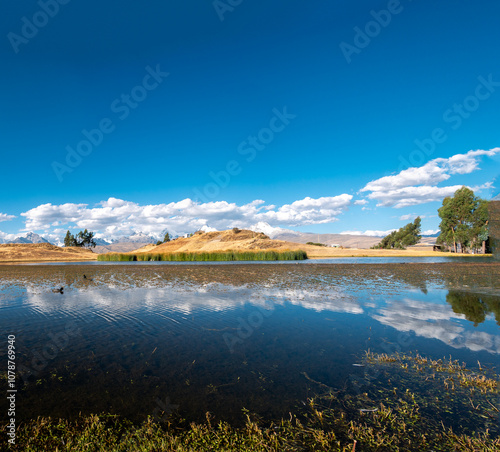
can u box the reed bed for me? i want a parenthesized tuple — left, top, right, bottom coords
(97, 250, 308, 262)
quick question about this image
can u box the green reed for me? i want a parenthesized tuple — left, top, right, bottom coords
(97, 250, 308, 262)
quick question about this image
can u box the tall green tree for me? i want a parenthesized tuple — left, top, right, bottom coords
(63, 230, 77, 247)
(156, 232, 172, 246)
(437, 187, 489, 253)
(372, 217, 422, 250)
(76, 229, 97, 249)
(472, 199, 490, 254)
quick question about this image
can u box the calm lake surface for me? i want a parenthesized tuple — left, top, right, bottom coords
(1, 262, 499, 433)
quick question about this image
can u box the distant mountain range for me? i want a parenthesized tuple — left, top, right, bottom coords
(273, 231, 382, 249)
(0, 231, 157, 247)
(0, 232, 53, 245)
(249, 222, 438, 248)
(92, 232, 157, 254)
(113, 232, 157, 244)
(93, 232, 157, 246)
(247, 222, 380, 248)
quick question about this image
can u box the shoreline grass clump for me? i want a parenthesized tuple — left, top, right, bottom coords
(5, 400, 500, 451)
(4, 350, 500, 451)
(98, 249, 308, 262)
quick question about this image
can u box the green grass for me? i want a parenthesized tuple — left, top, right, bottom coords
(97, 250, 308, 262)
(4, 351, 499, 451)
(5, 404, 499, 451)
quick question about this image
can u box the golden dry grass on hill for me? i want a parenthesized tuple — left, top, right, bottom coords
(147, 229, 284, 253)
(0, 243, 97, 263)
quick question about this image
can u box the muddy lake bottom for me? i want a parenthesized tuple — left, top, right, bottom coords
(0, 262, 499, 439)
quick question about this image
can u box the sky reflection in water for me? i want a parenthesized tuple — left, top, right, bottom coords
(0, 265, 498, 425)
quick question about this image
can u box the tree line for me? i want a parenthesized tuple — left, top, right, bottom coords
(373, 187, 491, 254)
(64, 229, 96, 248)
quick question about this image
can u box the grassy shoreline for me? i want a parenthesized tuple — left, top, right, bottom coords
(4, 351, 499, 451)
(5, 411, 499, 452)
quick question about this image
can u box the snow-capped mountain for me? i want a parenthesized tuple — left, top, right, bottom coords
(111, 232, 156, 244)
(93, 237, 112, 246)
(11, 232, 53, 244)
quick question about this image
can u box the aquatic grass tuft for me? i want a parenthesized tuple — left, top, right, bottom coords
(364, 351, 498, 393)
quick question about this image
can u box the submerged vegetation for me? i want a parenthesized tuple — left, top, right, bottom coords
(364, 351, 499, 393)
(97, 250, 308, 262)
(5, 351, 499, 451)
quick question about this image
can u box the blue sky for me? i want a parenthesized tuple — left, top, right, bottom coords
(1, 0, 499, 242)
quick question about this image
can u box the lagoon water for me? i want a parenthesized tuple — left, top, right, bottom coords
(1, 262, 499, 433)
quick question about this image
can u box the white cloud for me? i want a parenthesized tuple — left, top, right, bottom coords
(472, 181, 494, 192)
(0, 230, 17, 242)
(249, 222, 294, 238)
(368, 185, 467, 208)
(20, 194, 352, 241)
(354, 199, 368, 205)
(361, 147, 500, 208)
(399, 214, 427, 221)
(200, 225, 218, 233)
(0, 213, 15, 222)
(422, 229, 439, 235)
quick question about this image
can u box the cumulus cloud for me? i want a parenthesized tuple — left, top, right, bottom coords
(0, 213, 15, 222)
(20, 194, 352, 240)
(0, 230, 17, 242)
(354, 199, 368, 206)
(361, 148, 500, 208)
(365, 185, 467, 209)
